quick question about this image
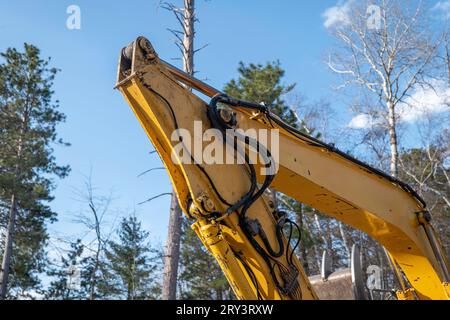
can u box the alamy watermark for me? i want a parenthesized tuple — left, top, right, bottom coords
(170, 121, 280, 176)
(366, 5, 381, 30)
(66, 5, 81, 30)
(66, 265, 81, 290)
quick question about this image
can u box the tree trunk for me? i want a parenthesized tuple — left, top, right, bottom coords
(446, 35, 450, 86)
(313, 212, 327, 245)
(0, 194, 18, 299)
(313, 212, 333, 271)
(216, 287, 223, 300)
(299, 245, 310, 275)
(182, 0, 195, 76)
(88, 199, 102, 300)
(302, 215, 321, 271)
(324, 220, 336, 266)
(162, 0, 195, 300)
(338, 221, 351, 266)
(162, 191, 182, 300)
(387, 101, 398, 177)
(296, 204, 310, 274)
(0, 130, 24, 300)
(89, 244, 101, 300)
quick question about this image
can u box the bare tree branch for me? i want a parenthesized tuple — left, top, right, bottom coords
(138, 192, 172, 205)
(137, 167, 166, 178)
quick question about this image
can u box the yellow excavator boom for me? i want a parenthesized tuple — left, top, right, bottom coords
(115, 37, 449, 300)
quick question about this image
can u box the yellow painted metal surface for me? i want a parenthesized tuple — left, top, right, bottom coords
(118, 71, 317, 300)
(116, 37, 449, 300)
(238, 117, 448, 300)
(396, 289, 416, 300)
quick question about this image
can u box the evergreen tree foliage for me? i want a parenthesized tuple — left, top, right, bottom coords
(0, 43, 69, 298)
(103, 215, 159, 300)
(179, 218, 233, 300)
(224, 61, 299, 127)
(46, 239, 86, 300)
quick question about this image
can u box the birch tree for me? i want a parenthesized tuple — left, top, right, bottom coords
(398, 113, 450, 255)
(326, 0, 444, 177)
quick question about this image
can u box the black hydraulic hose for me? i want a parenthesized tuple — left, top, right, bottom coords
(209, 94, 427, 209)
(208, 94, 301, 297)
(207, 92, 432, 300)
(206, 96, 258, 216)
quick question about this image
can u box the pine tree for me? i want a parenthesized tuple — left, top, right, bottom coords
(0, 44, 69, 299)
(224, 61, 298, 127)
(103, 215, 159, 300)
(179, 218, 232, 300)
(46, 239, 85, 300)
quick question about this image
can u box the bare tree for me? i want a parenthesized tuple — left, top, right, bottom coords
(327, 0, 444, 177)
(445, 31, 450, 85)
(161, 195, 182, 299)
(72, 174, 116, 299)
(397, 110, 450, 254)
(338, 222, 351, 265)
(399, 116, 450, 207)
(160, 0, 204, 300)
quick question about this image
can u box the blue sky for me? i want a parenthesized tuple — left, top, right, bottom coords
(0, 0, 448, 251)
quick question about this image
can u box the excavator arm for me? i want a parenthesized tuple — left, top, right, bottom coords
(115, 37, 449, 300)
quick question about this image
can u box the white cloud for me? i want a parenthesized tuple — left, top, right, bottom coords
(397, 79, 450, 122)
(348, 114, 377, 129)
(324, 0, 450, 29)
(322, 0, 354, 29)
(433, 1, 450, 18)
(348, 79, 450, 129)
